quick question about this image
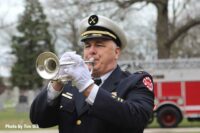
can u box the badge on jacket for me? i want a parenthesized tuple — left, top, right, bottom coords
(143, 77, 153, 91)
(62, 92, 73, 99)
(111, 92, 124, 102)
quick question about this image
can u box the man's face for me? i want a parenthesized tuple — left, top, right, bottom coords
(83, 38, 121, 77)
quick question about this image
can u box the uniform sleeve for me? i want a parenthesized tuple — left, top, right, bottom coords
(29, 87, 60, 128)
(89, 74, 154, 130)
(47, 82, 63, 101)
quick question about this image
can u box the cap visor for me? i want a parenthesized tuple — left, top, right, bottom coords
(81, 35, 113, 42)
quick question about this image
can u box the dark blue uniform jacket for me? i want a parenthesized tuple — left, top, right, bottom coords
(30, 66, 154, 133)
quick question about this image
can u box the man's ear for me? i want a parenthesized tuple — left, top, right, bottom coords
(115, 47, 121, 60)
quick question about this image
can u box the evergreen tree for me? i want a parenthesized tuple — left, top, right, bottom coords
(11, 0, 54, 90)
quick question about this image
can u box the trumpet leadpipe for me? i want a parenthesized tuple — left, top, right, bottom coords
(60, 57, 94, 66)
(60, 60, 94, 66)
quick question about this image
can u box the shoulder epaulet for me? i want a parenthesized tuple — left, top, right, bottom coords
(134, 70, 149, 75)
(134, 71, 144, 74)
(117, 70, 153, 96)
(123, 70, 131, 76)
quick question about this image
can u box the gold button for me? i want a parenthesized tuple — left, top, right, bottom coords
(76, 120, 81, 125)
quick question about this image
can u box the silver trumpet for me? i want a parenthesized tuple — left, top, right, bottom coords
(36, 52, 94, 81)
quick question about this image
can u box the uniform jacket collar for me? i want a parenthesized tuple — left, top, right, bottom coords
(101, 65, 122, 92)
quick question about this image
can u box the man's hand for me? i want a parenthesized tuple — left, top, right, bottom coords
(59, 52, 94, 92)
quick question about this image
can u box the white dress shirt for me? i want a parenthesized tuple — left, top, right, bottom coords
(85, 70, 113, 105)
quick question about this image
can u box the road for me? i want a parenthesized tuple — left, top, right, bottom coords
(0, 128, 200, 133)
(145, 128, 200, 133)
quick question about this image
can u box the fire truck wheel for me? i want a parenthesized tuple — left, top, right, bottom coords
(157, 106, 181, 128)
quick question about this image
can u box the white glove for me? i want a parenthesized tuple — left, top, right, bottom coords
(58, 52, 94, 92)
(57, 52, 75, 80)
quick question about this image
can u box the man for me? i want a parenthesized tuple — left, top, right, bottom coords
(30, 15, 154, 133)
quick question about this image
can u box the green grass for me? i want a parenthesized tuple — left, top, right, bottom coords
(0, 107, 35, 130)
(0, 107, 58, 130)
(0, 108, 200, 130)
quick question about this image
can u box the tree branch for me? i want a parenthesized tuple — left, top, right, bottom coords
(165, 18, 200, 48)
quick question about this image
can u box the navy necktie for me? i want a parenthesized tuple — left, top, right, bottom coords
(93, 78, 102, 86)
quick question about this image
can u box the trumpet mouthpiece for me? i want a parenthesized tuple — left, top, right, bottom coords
(85, 57, 94, 64)
(89, 57, 94, 62)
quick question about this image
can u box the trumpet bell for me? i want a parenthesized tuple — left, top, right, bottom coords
(36, 52, 59, 79)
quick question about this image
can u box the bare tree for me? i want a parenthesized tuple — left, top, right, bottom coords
(41, 0, 127, 55)
(91, 0, 200, 59)
(135, 0, 199, 59)
(41, 0, 200, 59)
(41, 0, 97, 55)
(169, 0, 200, 58)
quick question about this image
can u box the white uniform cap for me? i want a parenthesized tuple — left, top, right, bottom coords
(78, 15, 127, 49)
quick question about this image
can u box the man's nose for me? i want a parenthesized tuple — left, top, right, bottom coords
(88, 46, 97, 54)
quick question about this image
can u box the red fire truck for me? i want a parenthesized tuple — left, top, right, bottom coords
(119, 58, 200, 128)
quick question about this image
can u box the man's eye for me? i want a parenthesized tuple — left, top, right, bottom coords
(96, 43, 105, 47)
(84, 44, 91, 48)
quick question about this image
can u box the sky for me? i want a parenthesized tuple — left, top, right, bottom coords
(0, 0, 24, 23)
(0, 0, 24, 77)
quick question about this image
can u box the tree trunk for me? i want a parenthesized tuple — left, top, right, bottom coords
(154, 0, 170, 59)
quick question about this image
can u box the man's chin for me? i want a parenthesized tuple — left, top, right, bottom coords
(91, 69, 101, 77)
